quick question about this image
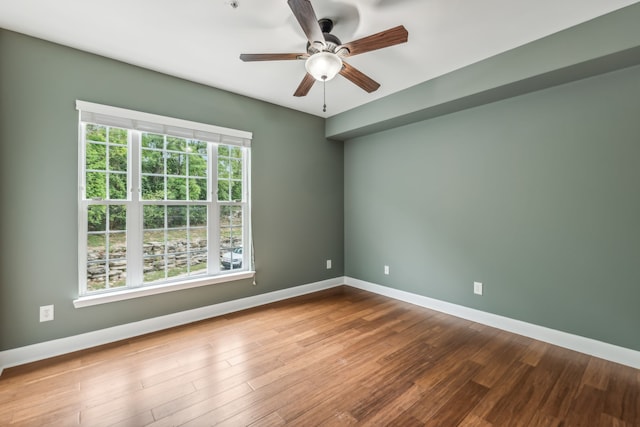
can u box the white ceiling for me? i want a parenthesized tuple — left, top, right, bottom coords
(1, 0, 638, 117)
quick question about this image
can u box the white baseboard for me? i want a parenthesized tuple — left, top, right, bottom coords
(3, 276, 638, 376)
(344, 276, 640, 369)
(0, 277, 344, 376)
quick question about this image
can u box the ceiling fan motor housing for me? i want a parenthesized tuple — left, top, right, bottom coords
(306, 19, 344, 55)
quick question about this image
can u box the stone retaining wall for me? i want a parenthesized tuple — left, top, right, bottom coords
(87, 239, 208, 287)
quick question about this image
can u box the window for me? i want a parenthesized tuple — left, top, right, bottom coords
(77, 101, 252, 301)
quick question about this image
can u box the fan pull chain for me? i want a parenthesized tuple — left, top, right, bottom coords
(323, 78, 327, 113)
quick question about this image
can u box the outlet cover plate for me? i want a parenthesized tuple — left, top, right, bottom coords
(474, 282, 483, 295)
(40, 305, 54, 322)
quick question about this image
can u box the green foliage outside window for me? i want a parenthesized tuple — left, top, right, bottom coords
(85, 124, 128, 230)
(85, 127, 211, 234)
(217, 145, 243, 202)
(140, 133, 208, 203)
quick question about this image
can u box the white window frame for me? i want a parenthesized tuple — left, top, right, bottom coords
(74, 101, 253, 308)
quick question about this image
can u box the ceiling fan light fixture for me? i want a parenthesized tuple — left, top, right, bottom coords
(305, 51, 343, 81)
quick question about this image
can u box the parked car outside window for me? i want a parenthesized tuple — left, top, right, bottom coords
(221, 247, 242, 269)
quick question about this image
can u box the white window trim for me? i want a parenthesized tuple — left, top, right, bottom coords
(75, 100, 253, 308)
(75, 100, 252, 145)
(73, 271, 255, 308)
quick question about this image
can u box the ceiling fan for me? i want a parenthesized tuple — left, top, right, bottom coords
(239, 0, 408, 99)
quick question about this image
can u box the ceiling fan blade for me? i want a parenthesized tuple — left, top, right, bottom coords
(339, 62, 380, 93)
(338, 25, 408, 57)
(240, 53, 307, 62)
(288, 0, 326, 48)
(293, 73, 316, 97)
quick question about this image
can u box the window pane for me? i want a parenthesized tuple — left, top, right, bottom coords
(109, 145, 128, 172)
(189, 206, 207, 227)
(191, 140, 207, 154)
(86, 172, 106, 199)
(141, 149, 164, 174)
(88, 234, 106, 257)
(167, 177, 187, 200)
(108, 260, 127, 289)
(108, 127, 128, 145)
(187, 178, 205, 201)
(188, 154, 207, 177)
(219, 205, 231, 227)
(167, 255, 184, 279)
(109, 205, 127, 231)
(109, 173, 127, 200)
(168, 228, 187, 245)
(220, 246, 243, 270)
(86, 203, 127, 291)
(218, 157, 230, 179)
(219, 205, 243, 250)
(167, 152, 186, 175)
(219, 228, 232, 249)
(85, 125, 129, 203)
(142, 175, 165, 200)
(142, 133, 164, 149)
(230, 146, 242, 158)
(143, 203, 166, 260)
(220, 248, 231, 269)
(166, 137, 186, 152)
(217, 180, 230, 201)
(88, 205, 106, 232)
(144, 256, 166, 283)
(229, 206, 242, 228)
(231, 159, 242, 179)
(167, 206, 186, 228)
(231, 181, 242, 202)
(217, 145, 243, 204)
(86, 143, 106, 171)
(108, 232, 126, 259)
(190, 232, 207, 250)
(143, 231, 165, 256)
(190, 252, 207, 272)
(87, 262, 107, 292)
(144, 205, 165, 229)
(86, 124, 106, 142)
(220, 206, 244, 270)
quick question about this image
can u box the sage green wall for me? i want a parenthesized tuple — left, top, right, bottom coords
(0, 29, 344, 351)
(344, 64, 640, 351)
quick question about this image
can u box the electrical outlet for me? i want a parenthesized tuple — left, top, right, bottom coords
(40, 305, 54, 322)
(326, 259, 332, 269)
(474, 282, 483, 295)
(384, 265, 390, 275)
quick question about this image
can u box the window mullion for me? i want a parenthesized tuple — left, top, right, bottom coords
(242, 148, 251, 270)
(78, 122, 88, 295)
(127, 131, 144, 287)
(209, 143, 220, 274)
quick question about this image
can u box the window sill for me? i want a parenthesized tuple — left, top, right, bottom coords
(73, 271, 255, 308)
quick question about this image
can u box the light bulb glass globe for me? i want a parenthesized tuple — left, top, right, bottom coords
(305, 52, 343, 81)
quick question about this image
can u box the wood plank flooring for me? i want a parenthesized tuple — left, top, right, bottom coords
(1, 286, 638, 426)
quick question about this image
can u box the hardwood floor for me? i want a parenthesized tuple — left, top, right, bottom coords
(1, 286, 638, 426)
